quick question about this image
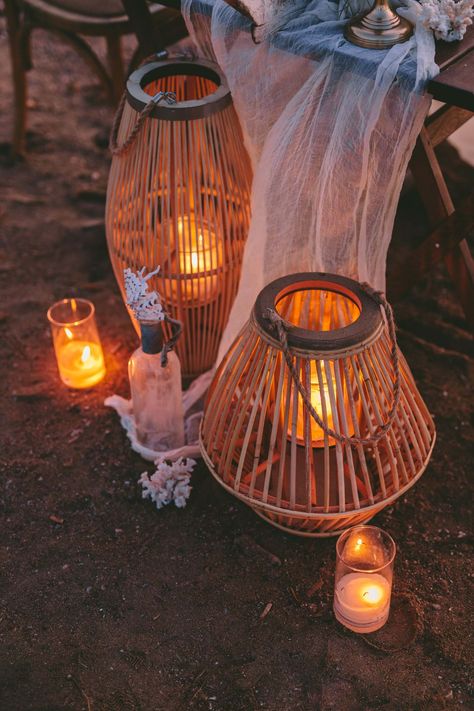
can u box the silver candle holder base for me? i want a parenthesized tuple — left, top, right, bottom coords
(345, 0, 413, 49)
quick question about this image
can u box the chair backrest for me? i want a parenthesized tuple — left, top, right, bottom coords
(121, 0, 164, 56)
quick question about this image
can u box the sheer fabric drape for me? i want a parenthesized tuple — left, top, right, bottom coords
(181, 0, 438, 362)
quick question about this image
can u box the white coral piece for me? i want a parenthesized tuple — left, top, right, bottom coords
(420, 0, 473, 41)
(124, 266, 164, 322)
(139, 456, 196, 510)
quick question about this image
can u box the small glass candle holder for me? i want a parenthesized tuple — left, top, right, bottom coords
(47, 298, 106, 389)
(333, 525, 396, 634)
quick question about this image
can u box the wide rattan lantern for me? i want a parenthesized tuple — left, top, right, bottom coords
(106, 56, 252, 378)
(200, 273, 436, 537)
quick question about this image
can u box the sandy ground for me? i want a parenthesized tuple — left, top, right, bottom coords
(0, 15, 473, 711)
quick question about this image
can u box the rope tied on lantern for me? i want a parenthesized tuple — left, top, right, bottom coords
(265, 283, 401, 448)
(109, 90, 177, 156)
(109, 49, 201, 157)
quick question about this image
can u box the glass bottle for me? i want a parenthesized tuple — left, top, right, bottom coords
(128, 320, 185, 451)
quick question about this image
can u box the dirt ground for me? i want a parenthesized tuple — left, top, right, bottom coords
(0, 14, 473, 711)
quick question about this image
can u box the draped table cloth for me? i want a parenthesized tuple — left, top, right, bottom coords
(181, 0, 439, 361)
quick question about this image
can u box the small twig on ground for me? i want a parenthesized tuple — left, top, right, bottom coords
(288, 586, 301, 605)
(259, 602, 273, 620)
(306, 579, 324, 599)
(235, 534, 282, 566)
(180, 669, 207, 708)
(67, 674, 93, 711)
(13, 383, 50, 400)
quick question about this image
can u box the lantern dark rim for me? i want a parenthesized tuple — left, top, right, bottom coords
(126, 58, 232, 121)
(253, 272, 383, 352)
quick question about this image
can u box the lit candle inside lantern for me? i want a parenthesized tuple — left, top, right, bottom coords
(295, 367, 334, 444)
(176, 217, 223, 303)
(48, 298, 106, 389)
(286, 362, 354, 447)
(334, 573, 391, 633)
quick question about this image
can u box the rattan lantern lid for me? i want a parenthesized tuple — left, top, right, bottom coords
(126, 57, 232, 121)
(253, 273, 383, 353)
(200, 272, 436, 537)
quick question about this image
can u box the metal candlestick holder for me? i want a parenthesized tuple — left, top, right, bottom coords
(345, 0, 413, 49)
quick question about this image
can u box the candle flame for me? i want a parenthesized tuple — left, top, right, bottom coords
(362, 585, 384, 605)
(64, 327, 73, 340)
(71, 298, 77, 314)
(81, 345, 91, 364)
(191, 252, 199, 270)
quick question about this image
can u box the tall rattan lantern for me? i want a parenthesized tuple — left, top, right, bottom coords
(200, 273, 436, 537)
(106, 57, 252, 378)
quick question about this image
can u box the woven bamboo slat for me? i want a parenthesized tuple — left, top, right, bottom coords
(200, 273, 436, 537)
(106, 57, 252, 378)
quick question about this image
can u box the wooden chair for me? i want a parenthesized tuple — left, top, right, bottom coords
(4, 0, 187, 155)
(388, 29, 474, 331)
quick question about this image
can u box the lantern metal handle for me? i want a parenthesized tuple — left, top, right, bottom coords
(266, 283, 401, 447)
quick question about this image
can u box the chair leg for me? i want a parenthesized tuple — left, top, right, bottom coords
(5, 0, 28, 155)
(20, 19, 34, 71)
(45, 28, 114, 102)
(389, 193, 474, 308)
(396, 127, 474, 331)
(413, 128, 474, 330)
(106, 34, 125, 104)
(121, 0, 165, 57)
(444, 240, 474, 327)
(127, 44, 143, 76)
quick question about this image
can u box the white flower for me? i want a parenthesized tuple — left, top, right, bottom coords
(124, 266, 164, 322)
(139, 456, 196, 510)
(420, 0, 473, 41)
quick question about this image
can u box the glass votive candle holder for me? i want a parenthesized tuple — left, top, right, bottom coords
(47, 298, 106, 389)
(333, 525, 396, 634)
